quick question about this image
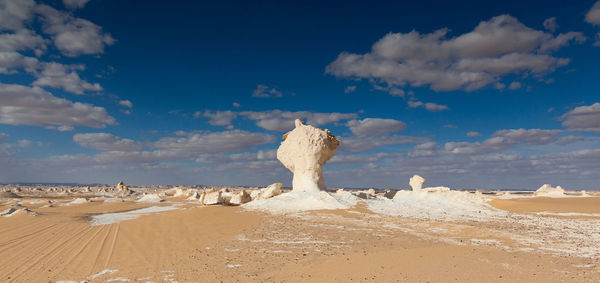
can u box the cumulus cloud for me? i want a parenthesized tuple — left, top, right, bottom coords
(0, 51, 39, 74)
(408, 142, 441, 157)
(0, 29, 46, 54)
(492, 128, 562, 144)
(344, 86, 357, 93)
(543, 17, 558, 33)
(35, 4, 114, 57)
(0, 0, 36, 31)
(326, 15, 585, 93)
(508, 81, 522, 90)
(0, 83, 116, 129)
(32, 62, 102, 94)
(62, 0, 89, 10)
(407, 99, 449, 111)
(561, 102, 600, 132)
(73, 133, 143, 151)
(153, 130, 276, 154)
(444, 128, 562, 155)
(200, 110, 237, 128)
(237, 110, 357, 131)
(466, 131, 481, 137)
(118, 100, 132, 108)
(252, 84, 283, 98)
(339, 135, 429, 152)
(346, 118, 406, 135)
(586, 1, 600, 46)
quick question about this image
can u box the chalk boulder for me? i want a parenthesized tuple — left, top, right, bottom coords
(277, 119, 339, 193)
(409, 174, 425, 191)
(229, 190, 251, 205)
(203, 191, 224, 205)
(137, 193, 164, 203)
(259, 183, 282, 199)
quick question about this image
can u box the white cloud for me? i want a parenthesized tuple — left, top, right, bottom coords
(492, 128, 562, 144)
(408, 141, 441, 157)
(344, 86, 357, 93)
(543, 17, 558, 33)
(508, 81, 521, 90)
(339, 135, 429, 152)
(62, 0, 89, 10)
(346, 118, 406, 135)
(0, 0, 36, 31)
(201, 110, 237, 128)
(0, 29, 46, 54)
(444, 136, 513, 155)
(252, 84, 283, 98)
(32, 62, 102, 94)
(153, 130, 276, 154)
(0, 51, 39, 74)
(73, 133, 143, 151)
(445, 128, 562, 155)
(17, 139, 32, 147)
(35, 4, 114, 57)
(232, 102, 241, 108)
(238, 110, 357, 131)
(326, 15, 585, 93)
(466, 131, 481, 137)
(586, 1, 600, 46)
(407, 100, 449, 111)
(0, 83, 116, 129)
(118, 100, 132, 108)
(561, 102, 600, 132)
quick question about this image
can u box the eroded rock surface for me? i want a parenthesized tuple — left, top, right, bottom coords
(277, 119, 339, 193)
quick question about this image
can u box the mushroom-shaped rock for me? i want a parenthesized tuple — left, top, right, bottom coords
(409, 174, 425, 191)
(277, 119, 339, 193)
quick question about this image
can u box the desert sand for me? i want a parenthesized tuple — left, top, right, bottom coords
(1, 190, 600, 282)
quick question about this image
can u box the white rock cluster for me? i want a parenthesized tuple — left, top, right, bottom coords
(277, 119, 339, 193)
(534, 184, 566, 197)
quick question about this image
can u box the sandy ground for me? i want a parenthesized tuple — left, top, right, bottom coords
(1, 196, 600, 282)
(490, 197, 600, 214)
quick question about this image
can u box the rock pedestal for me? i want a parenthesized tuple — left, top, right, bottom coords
(409, 174, 425, 191)
(276, 119, 339, 193)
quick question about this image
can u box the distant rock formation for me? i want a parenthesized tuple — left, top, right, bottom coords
(277, 119, 339, 193)
(137, 193, 164, 203)
(116, 181, 129, 191)
(534, 184, 566, 197)
(409, 174, 425, 191)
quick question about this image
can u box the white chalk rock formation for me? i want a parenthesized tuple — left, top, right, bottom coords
(203, 191, 224, 205)
(229, 190, 251, 205)
(277, 119, 339, 193)
(409, 174, 425, 191)
(534, 184, 566, 197)
(137, 193, 164, 203)
(116, 181, 128, 191)
(258, 183, 282, 200)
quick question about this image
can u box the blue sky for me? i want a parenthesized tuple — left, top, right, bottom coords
(1, 0, 599, 189)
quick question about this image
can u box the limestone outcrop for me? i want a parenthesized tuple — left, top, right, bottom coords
(534, 184, 566, 197)
(277, 119, 339, 193)
(229, 190, 251, 205)
(409, 175, 425, 191)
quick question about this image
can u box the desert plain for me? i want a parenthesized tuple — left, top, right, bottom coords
(1, 182, 600, 283)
